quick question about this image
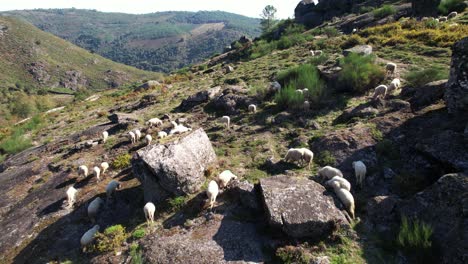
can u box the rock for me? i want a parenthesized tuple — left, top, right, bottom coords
(224, 65, 234, 73)
(465, 123, 468, 141)
(336, 104, 379, 123)
(103, 70, 130, 88)
(383, 99, 411, 113)
(444, 37, 468, 114)
(107, 112, 139, 125)
(137, 80, 160, 90)
(306, 120, 322, 130)
(317, 65, 342, 83)
(367, 196, 400, 226)
(383, 167, 397, 179)
(179, 86, 222, 110)
(85, 140, 99, 148)
(230, 180, 261, 211)
(27, 62, 51, 84)
(259, 175, 348, 238)
(294, 0, 353, 28)
(343, 45, 373, 56)
(132, 128, 217, 202)
(273, 112, 292, 125)
(162, 114, 171, 120)
(399, 173, 468, 264)
(60, 70, 87, 91)
(411, 0, 441, 17)
(402, 80, 447, 110)
(270, 81, 281, 92)
(313, 256, 331, 264)
(212, 86, 252, 115)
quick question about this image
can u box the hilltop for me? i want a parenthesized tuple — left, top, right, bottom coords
(2, 9, 261, 72)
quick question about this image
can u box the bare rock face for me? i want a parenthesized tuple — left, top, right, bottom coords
(259, 175, 348, 238)
(401, 79, 447, 110)
(179, 86, 222, 110)
(444, 37, 468, 114)
(137, 80, 160, 91)
(212, 86, 253, 115)
(132, 128, 217, 202)
(295, 0, 353, 28)
(107, 112, 139, 125)
(60, 70, 87, 91)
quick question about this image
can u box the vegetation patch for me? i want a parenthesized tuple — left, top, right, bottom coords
(276, 245, 311, 264)
(404, 66, 449, 87)
(132, 229, 146, 239)
(315, 150, 336, 167)
(95, 225, 127, 253)
(129, 242, 143, 264)
(438, 0, 466, 14)
(373, 5, 396, 19)
(338, 54, 385, 93)
(168, 196, 187, 211)
(397, 216, 433, 261)
(111, 153, 132, 170)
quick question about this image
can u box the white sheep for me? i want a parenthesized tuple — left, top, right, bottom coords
(106, 180, 122, 201)
(144, 202, 156, 224)
(66, 186, 78, 208)
(134, 129, 142, 141)
(145, 134, 152, 145)
(299, 148, 314, 169)
(352, 28, 358, 33)
(314, 50, 323, 56)
(296, 89, 303, 95)
(100, 162, 109, 175)
(80, 225, 100, 251)
(128, 131, 136, 144)
(170, 121, 178, 129)
(93, 166, 101, 181)
(303, 100, 310, 110)
(207, 180, 219, 210)
(158, 131, 168, 139)
(310, 50, 315, 56)
(372, 85, 388, 100)
(284, 148, 304, 165)
(385, 62, 397, 75)
(220, 116, 230, 129)
(248, 104, 257, 113)
(78, 165, 89, 177)
(217, 170, 238, 188)
(439, 16, 447, 22)
(169, 124, 192, 135)
(434, 18, 439, 23)
(330, 181, 355, 219)
(326, 176, 351, 191)
(448, 12, 457, 19)
(102, 131, 109, 143)
(87, 197, 104, 223)
(318, 166, 344, 180)
(352, 161, 367, 188)
(146, 118, 163, 128)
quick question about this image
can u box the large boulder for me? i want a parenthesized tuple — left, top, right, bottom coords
(179, 86, 222, 110)
(212, 86, 253, 115)
(343, 45, 373, 56)
(401, 80, 447, 110)
(132, 128, 217, 202)
(444, 37, 468, 114)
(259, 175, 348, 238)
(294, 0, 353, 28)
(398, 173, 468, 264)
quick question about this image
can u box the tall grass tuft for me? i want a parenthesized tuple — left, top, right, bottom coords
(274, 84, 305, 110)
(397, 216, 433, 257)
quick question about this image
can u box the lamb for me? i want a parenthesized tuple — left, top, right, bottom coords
(385, 62, 397, 75)
(158, 131, 168, 139)
(352, 161, 367, 188)
(134, 129, 142, 141)
(80, 225, 100, 251)
(146, 118, 163, 128)
(106, 180, 122, 201)
(217, 170, 238, 188)
(434, 18, 439, 23)
(220, 116, 230, 129)
(128, 131, 136, 144)
(303, 100, 310, 110)
(206, 180, 219, 210)
(372, 85, 387, 100)
(248, 104, 257, 113)
(439, 16, 447, 22)
(100, 162, 109, 175)
(284, 148, 304, 165)
(448, 12, 457, 19)
(145, 134, 152, 145)
(87, 197, 104, 223)
(93, 166, 101, 181)
(299, 148, 314, 169)
(102, 131, 109, 143)
(144, 202, 156, 224)
(325, 176, 351, 191)
(318, 166, 344, 180)
(66, 186, 78, 208)
(78, 165, 89, 177)
(330, 181, 355, 219)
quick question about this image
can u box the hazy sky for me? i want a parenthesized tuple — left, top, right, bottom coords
(0, 0, 318, 19)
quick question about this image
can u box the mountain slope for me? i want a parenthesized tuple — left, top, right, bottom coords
(2, 9, 261, 72)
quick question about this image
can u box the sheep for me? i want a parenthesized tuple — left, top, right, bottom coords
(217, 170, 238, 188)
(170, 121, 178, 129)
(303, 100, 310, 110)
(434, 18, 439, 23)
(447, 12, 457, 19)
(169, 124, 192, 135)
(296, 89, 303, 95)
(314, 50, 323, 56)
(310, 50, 315, 56)
(93, 166, 101, 181)
(352, 28, 358, 33)
(325, 176, 351, 191)
(318, 166, 344, 180)
(352, 161, 367, 188)
(66, 186, 78, 208)
(284, 148, 304, 165)
(206, 180, 219, 210)
(134, 129, 142, 141)
(372, 85, 387, 100)
(87, 197, 104, 223)
(385, 62, 397, 76)
(330, 181, 355, 219)
(421, 17, 430, 22)
(100, 162, 109, 175)
(145, 134, 152, 145)
(80, 225, 100, 251)
(146, 118, 163, 128)
(144, 202, 156, 224)
(106, 180, 122, 201)
(248, 104, 257, 113)
(387, 78, 401, 94)
(220, 116, 230, 129)
(102, 131, 108, 143)
(128, 131, 136, 144)
(439, 16, 447, 22)
(158, 131, 167, 139)
(78, 165, 88, 177)
(299, 148, 314, 169)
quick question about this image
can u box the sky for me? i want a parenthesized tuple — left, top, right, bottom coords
(0, 0, 318, 19)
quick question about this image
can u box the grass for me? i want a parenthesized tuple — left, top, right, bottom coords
(94, 225, 127, 253)
(274, 83, 305, 110)
(373, 5, 396, 19)
(315, 151, 336, 167)
(0, 115, 44, 155)
(129, 243, 143, 264)
(397, 216, 433, 261)
(276, 246, 311, 264)
(338, 54, 385, 93)
(132, 229, 145, 240)
(111, 153, 132, 170)
(404, 66, 449, 87)
(168, 196, 187, 211)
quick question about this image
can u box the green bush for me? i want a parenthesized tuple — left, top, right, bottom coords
(95, 225, 127, 253)
(130, 243, 143, 264)
(112, 153, 132, 170)
(315, 150, 336, 167)
(9, 93, 36, 118)
(276, 246, 310, 264)
(341, 35, 366, 49)
(0, 115, 43, 155)
(274, 83, 305, 110)
(308, 53, 328, 66)
(373, 5, 397, 19)
(168, 196, 187, 211)
(438, 0, 466, 14)
(404, 66, 449, 88)
(397, 217, 433, 254)
(322, 26, 340, 38)
(132, 229, 145, 239)
(338, 54, 385, 93)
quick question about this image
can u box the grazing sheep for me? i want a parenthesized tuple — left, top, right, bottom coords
(146, 118, 163, 128)
(169, 124, 192, 135)
(299, 148, 314, 169)
(66, 186, 78, 208)
(372, 85, 388, 100)
(100, 162, 109, 175)
(128, 131, 136, 144)
(217, 170, 238, 188)
(435, 18, 439, 23)
(448, 12, 457, 19)
(330, 181, 355, 219)
(78, 165, 89, 177)
(352, 28, 358, 33)
(421, 17, 430, 22)
(387, 78, 401, 93)
(303, 100, 310, 110)
(220, 116, 230, 129)
(80, 225, 100, 251)
(326, 176, 351, 191)
(318, 166, 344, 180)
(93, 166, 101, 182)
(385, 62, 397, 75)
(207, 180, 219, 210)
(158, 131, 168, 139)
(102, 131, 108, 143)
(248, 104, 257, 113)
(310, 50, 315, 56)
(284, 148, 304, 165)
(106, 180, 122, 201)
(134, 129, 142, 141)
(352, 161, 367, 188)
(314, 50, 323, 56)
(144, 202, 156, 224)
(145, 134, 152, 145)
(439, 16, 447, 22)
(87, 197, 104, 223)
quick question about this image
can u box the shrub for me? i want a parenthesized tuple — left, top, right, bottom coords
(404, 66, 449, 88)
(112, 153, 132, 170)
(274, 83, 305, 110)
(9, 93, 36, 118)
(397, 217, 433, 255)
(276, 246, 310, 264)
(315, 150, 336, 167)
(438, 0, 466, 14)
(341, 35, 366, 49)
(0, 115, 43, 155)
(322, 26, 340, 38)
(308, 53, 328, 66)
(359, 6, 375, 14)
(373, 5, 397, 19)
(168, 196, 187, 211)
(130, 243, 143, 264)
(95, 225, 127, 253)
(132, 229, 145, 239)
(338, 54, 385, 93)
(276, 64, 325, 105)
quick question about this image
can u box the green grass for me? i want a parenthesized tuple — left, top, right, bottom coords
(315, 151, 336, 167)
(373, 5, 396, 19)
(129, 243, 143, 264)
(397, 216, 433, 260)
(168, 196, 187, 211)
(438, 0, 466, 14)
(132, 229, 145, 239)
(111, 153, 132, 170)
(0, 115, 44, 155)
(95, 225, 127, 253)
(404, 66, 449, 87)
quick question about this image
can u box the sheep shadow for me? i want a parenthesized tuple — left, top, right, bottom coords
(55, 176, 77, 189)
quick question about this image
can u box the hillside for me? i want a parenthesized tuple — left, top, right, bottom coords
(0, 1, 467, 264)
(2, 9, 261, 72)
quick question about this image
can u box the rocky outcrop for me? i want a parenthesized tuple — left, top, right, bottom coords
(401, 80, 447, 110)
(444, 37, 468, 114)
(411, 0, 441, 17)
(132, 128, 217, 202)
(137, 80, 160, 91)
(259, 175, 348, 238)
(60, 70, 87, 91)
(179, 86, 222, 110)
(107, 112, 139, 125)
(212, 86, 253, 115)
(343, 45, 373, 56)
(27, 62, 51, 84)
(104, 70, 130, 88)
(295, 0, 354, 28)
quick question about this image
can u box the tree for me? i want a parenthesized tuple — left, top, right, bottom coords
(260, 5, 277, 33)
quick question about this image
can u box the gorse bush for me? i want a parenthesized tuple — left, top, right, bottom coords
(398, 217, 433, 253)
(274, 83, 305, 110)
(404, 66, 449, 87)
(112, 153, 132, 170)
(373, 5, 397, 19)
(338, 54, 385, 93)
(95, 225, 127, 253)
(438, 0, 466, 14)
(341, 35, 366, 49)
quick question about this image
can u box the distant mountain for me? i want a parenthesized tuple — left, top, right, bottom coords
(2, 9, 261, 72)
